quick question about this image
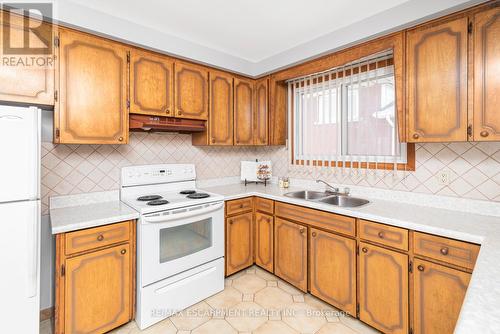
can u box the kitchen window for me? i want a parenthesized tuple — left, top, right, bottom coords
(289, 51, 412, 170)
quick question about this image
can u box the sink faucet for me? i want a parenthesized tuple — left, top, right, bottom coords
(316, 179, 339, 193)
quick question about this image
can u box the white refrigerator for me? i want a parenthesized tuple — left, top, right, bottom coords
(0, 105, 41, 333)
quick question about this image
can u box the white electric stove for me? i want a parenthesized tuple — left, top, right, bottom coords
(121, 164, 225, 330)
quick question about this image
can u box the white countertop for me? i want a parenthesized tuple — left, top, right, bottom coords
(49, 191, 139, 234)
(201, 182, 500, 334)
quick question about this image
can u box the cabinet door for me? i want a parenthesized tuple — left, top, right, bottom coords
(407, 17, 468, 142)
(64, 244, 131, 334)
(413, 258, 471, 334)
(57, 29, 128, 144)
(234, 77, 254, 145)
(274, 218, 307, 291)
(309, 228, 356, 315)
(0, 13, 54, 105)
(226, 212, 253, 276)
(254, 77, 269, 145)
(359, 242, 408, 334)
(255, 212, 273, 272)
(130, 49, 174, 116)
(473, 7, 500, 141)
(209, 71, 233, 145)
(174, 61, 208, 120)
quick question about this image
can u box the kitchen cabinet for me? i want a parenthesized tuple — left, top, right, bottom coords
(406, 17, 469, 142)
(0, 13, 54, 105)
(226, 212, 254, 276)
(254, 77, 269, 145)
(130, 49, 174, 116)
(358, 241, 409, 334)
(56, 28, 129, 144)
(234, 77, 255, 145)
(309, 228, 356, 315)
(268, 77, 287, 145)
(274, 217, 308, 291)
(174, 61, 208, 120)
(255, 212, 274, 272)
(55, 221, 135, 334)
(473, 6, 500, 141)
(208, 70, 233, 145)
(413, 258, 471, 334)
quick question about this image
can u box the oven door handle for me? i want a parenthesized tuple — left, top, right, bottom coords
(143, 202, 224, 223)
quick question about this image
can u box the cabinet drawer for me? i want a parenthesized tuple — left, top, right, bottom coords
(255, 197, 274, 214)
(413, 232, 480, 270)
(359, 220, 408, 251)
(65, 221, 131, 256)
(226, 197, 253, 216)
(275, 202, 355, 237)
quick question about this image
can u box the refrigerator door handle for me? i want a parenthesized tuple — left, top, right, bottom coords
(26, 202, 39, 298)
(32, 107, 41, 199)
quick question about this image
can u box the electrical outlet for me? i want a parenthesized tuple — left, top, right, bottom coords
(437, 169, 451, 186)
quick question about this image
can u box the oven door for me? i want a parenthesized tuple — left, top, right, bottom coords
(140, 201, 224, 286)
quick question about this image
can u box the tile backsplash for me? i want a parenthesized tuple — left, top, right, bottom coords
(41, 132, 500, 214)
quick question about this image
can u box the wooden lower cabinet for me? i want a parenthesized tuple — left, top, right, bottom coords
(359, 242, 409, 334)
(55, 221, 135, 334)
(413, 258, 471, 334)
(309, 228, 356, 315)
(254, 212, 274, 272)
(226, 212, 254, 276)
(274, 217, 308, 291)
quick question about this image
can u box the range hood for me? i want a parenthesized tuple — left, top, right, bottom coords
(129, 114, 206, 133)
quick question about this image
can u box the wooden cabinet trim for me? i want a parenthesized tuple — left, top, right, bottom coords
(226, 197, 254, 216)
(234, 77, 255, 145)
(209, 71, 234, 145)
(174, 62, 208, 120)
(65, 221, 130, 256)
(275, 201, 355, 237)
(226, 212, 254, 275)
(255, 212, 274, 272)
(254, 197, 274, 214)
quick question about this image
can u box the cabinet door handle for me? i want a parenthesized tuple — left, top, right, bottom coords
(412, 133, 419, 140)
(299, 228, 305, 234)
(211, 137, 216, 143)
(120, 249, 127, 255)
(440, 247, 449, 255)
(378, 231, 384, 239)
(165, 108, 170, 114)
(177, 109, 183, 115)
(362, 247, 368, 253)
(417, 265, 425, 271)
(118, 137, 124, 142)
(97, 235, 104, 241)
(229, 220, 233, 225)
(480, 130, 489, 137)
(312, 232, 317, 237)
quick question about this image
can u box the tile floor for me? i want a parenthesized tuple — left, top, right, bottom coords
(40, 266, 379, 334)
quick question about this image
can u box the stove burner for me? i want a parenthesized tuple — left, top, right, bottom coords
(137, 195, 163, 201)
(147, 199, 169, 206)
(179, 190, 196, 195)
(186, 193, 210, 199)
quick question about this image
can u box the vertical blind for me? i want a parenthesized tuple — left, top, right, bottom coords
(287, 50, 405, 172)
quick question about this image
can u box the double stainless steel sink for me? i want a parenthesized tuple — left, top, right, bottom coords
(284, 190, 369, 207)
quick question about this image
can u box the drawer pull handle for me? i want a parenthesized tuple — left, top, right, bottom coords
(120, 249, 127, 255)
(239, 204, 244, 208)
(480, 130, 489, 137)
(440, 247, 449, 255)
(378, 231, 384, 239)
(97, 235, 104, 241)
(312, 232, 317, 237)
(417, 265, 425, 271)
(362, 247, 368, 253)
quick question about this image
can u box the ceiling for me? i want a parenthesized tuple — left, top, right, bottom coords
(55, 0, 486, 76)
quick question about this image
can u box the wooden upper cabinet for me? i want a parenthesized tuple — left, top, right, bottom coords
(209, 70, 233, 145)
(274, 217, 307, 291)
(174, 61, 208, 120)
(64, 243, 131, 334)
(268, 77, 287, 145)
(226, 212, 253, 276)
(130, 49, 174, 116)
(254, 77, 269, 145)
(255, 212, 273, 273)
(57, 29, 128, 144)
(407, 17, 469, 142)
(359, 242, 409, 334)
(309, 228, 356, 315)
(0, 13, 54, 105)
(234, 77, 254, 145)
(413, 258, 471, 334)
(473, 6, 500, 141)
